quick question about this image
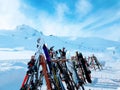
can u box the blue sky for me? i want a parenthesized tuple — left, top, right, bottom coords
(0, 0, 120, 41)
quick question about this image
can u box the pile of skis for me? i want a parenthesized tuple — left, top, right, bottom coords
(87, 55, 103, 70)
(20, 39, 92, 90)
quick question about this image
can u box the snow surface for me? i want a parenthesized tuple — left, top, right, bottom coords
(0, 25, 120, 90)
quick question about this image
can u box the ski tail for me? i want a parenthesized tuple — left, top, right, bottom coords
(40, 54, 52, 90)
(20, 74, 29, 90)
(72, 61, 85, 90)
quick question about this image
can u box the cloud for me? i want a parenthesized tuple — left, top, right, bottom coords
(75, 0, 93, 17)
(34, 1, 120, 42)
(0, 0, 35, 30)
(0, 0, 120, 42)
(80, 8, 120, 41)
(36, 11, 92, 38)
(55, 3, 69, 22)
(0, 0, 20, 29)
(84, 10, 120, 31)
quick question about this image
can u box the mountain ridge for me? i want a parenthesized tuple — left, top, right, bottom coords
(0, 24, 120, 53)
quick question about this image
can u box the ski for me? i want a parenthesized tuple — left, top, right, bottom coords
(78, 53, 92, 83)
(40, 54, 52, 90)
(56, 61, 75, 90)
(42, 44, 65, 90)
(72, 61, 85, 90)
(20, 74, 29, 90)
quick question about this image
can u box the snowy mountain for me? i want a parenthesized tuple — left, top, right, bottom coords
(0, 24, 42, 50)
(0, 24, 120, 53)
(0, 25, 120, 90)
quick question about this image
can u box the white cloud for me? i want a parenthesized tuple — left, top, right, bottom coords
(0, 0, 35, 30)
(35, 2, 93, 37)
(81, 9, 120, 41)
(0, 0, 120, 42)
(56, 3, 69, 22)
(86, 10, 120, 31)
(75, 0, 92, 17)
(37, 8, 120, 41)
(37, 11, 92, 38)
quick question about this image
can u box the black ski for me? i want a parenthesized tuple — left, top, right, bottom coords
(78, 53, 92, 83)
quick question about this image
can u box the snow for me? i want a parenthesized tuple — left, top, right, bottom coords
(0, 50, 34, 60)
(0, 25, 120, 90)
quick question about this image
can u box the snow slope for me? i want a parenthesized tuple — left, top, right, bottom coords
(0, 25, 120, 90)
(0, 24, 120, 52)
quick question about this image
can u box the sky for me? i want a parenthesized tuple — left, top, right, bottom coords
(0, 0, 120, 41)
